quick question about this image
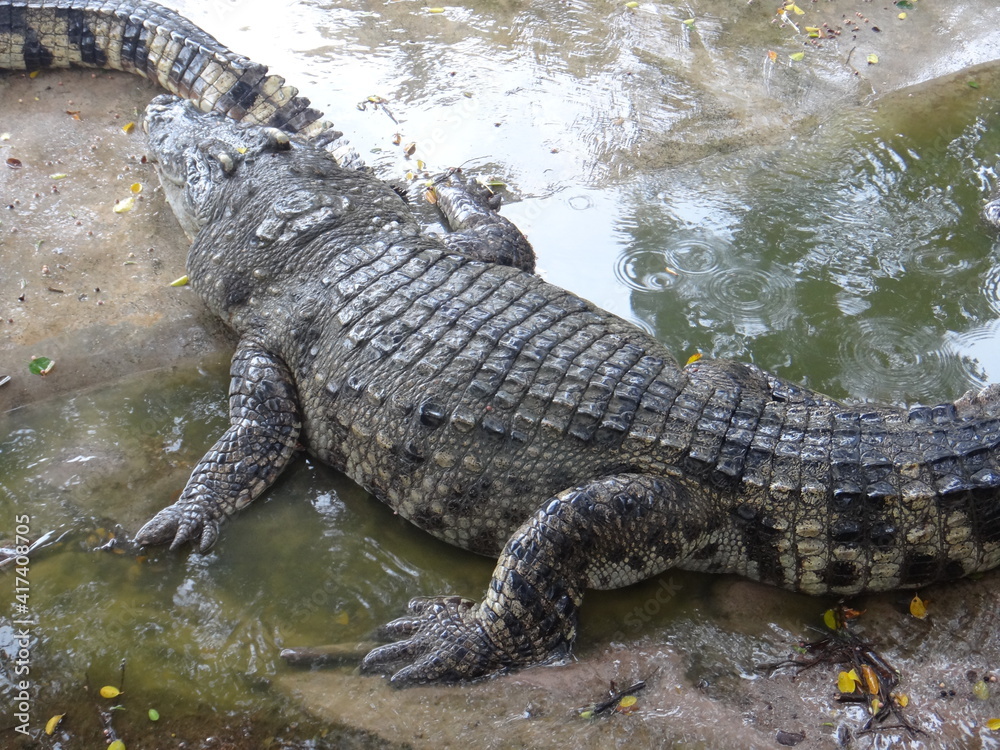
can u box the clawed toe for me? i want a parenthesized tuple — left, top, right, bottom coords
(361, 595, 510, 684)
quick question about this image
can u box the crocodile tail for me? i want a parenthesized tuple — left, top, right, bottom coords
(0, 0, 329, 139)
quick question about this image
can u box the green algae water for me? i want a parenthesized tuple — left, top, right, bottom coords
(3, 1, 1000, 747)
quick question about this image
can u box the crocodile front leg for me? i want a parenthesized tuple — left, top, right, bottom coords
(434, 174, 536, 273)
(134, 340, 302, 552)
(361, 473, 709, 684)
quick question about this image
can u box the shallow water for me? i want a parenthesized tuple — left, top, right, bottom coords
(3, 0, 1000, 747)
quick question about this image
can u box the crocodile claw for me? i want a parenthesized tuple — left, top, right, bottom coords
(134, 498, 221, 553)
(360, 596, 509, 685)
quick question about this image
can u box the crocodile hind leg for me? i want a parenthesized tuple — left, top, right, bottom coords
(433, 173, 536, 273)
(360, 473, 708, 684)
(134, 340, 301, 553)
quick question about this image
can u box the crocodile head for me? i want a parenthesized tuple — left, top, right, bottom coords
(143, 95, 291, 240)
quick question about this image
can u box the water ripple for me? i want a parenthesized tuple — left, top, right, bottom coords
(836, 318, 973, 403)
(615, 232, 731, 292)
(983, 263, 1000, 316)
(700, 266, 798, 336)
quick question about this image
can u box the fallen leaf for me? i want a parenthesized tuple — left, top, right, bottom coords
(403, 142, 416, 157)
(169, 275, 190, 287)
(768, 50, 778, 62)
(122, 121, 136, 134)
(625, 1, 639, 7)
(892, 692, 909, 707)
(898, 12, 907, 19)
(909, 593, 927, 619)
(108, 741, 126, 750)
(866, 53, 879, 65)
(6, 157, 23, 169)
(428, 7, 445, 12)
(28, 356, 55, 376)
(685, 352, 702, 366)
(973, 680, 990, 700)
(113, 196, 135, 214)
(130, 182, 142, 194)
(823, 608, 838, 630)
(45, 714, 64, 735)
(838, 669, 859, 694)
(988, 718, 1000, 731)
(789, 52, 805, 61)
(48, 173, 68, 180)
(682, 18, 695, 26)
(99, 686, 121, 699)
(860, 664, 880, 694)
(148, 708, 160, 721)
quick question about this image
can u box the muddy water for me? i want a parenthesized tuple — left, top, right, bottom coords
(3, 0, 1000, 747)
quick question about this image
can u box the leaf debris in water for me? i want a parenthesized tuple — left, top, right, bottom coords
(122, 121, 136, 134)
(6, 157, 23, 169)
(169, 275, 189, 287)
(28, 356, 55, 376)
(113, 196, 135, 213)
(909, 593, 927, 619)
(44, 714, 64, 735)
(99, 685, 122, 699)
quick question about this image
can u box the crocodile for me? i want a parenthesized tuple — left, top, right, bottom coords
(0, 0, 357, 163)
(130, 95, 1000, 685)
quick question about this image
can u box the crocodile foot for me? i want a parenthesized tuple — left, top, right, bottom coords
(133, 493, 222, 553)
(360, 596, 513, 685)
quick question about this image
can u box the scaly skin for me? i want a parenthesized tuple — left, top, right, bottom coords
(131, 96, 1000, 685)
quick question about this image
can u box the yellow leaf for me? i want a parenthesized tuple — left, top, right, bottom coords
(99, 685, 121, 699)
(973, 680, 990, 700)
(618, 694, 638, 708)
(682, 18, 695, 26)
(108, 741, 126, 750)
(823, 608, 838, 630)
(236, 146, 248, 154)
(837, 670, 858, 693)
(789, 52, 805, 61)
(767, 50, 778, 62)
(898, 12, 907, 19)
(870, 698, 882, 715)
(29, 70, 40, 78)
(48, 173, 69, 180)
(806, 26, 820, 38)
(685, 352, 702, 366)
(625, 1, 639, 7)
(987, 718, 1000, 731)
(45, 714, 64, 735)
(169, 275, 190, 287)
(334, 611, 350, 625)
(428, 7, 445, 12)
(130, 182, 142, 194)
(867, 53, 879, 65)
(122, 122, 136, 134)
(893, 691, 909, 707)
(113, 196, 135, 214)
(787, 3, 805, 15)
(909, 593, 927, 619)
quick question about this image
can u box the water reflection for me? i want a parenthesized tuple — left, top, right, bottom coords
(620, 76, 1000, 402)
